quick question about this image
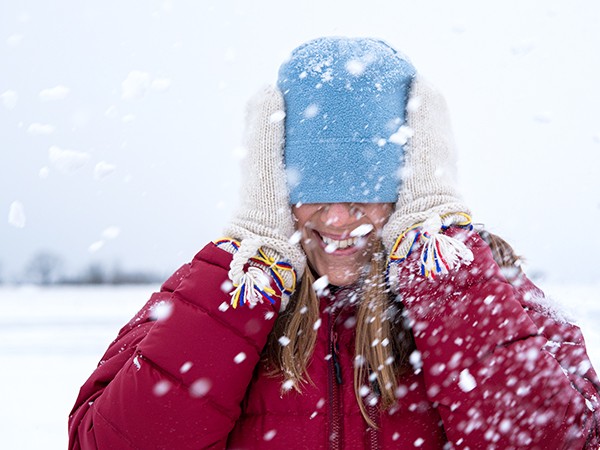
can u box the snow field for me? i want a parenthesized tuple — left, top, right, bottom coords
(0, 283, 598, 449)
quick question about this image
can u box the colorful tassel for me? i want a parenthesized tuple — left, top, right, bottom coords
(251, 247, 297, 297)
(389, 213, 473, 279)
(214, 238, 297, 308)
(230, 266, 277, 308)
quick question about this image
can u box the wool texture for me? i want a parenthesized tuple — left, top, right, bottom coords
(382, 75, 471, 252)
(224, 86, 305, 309)
(278, 37, 416, 204)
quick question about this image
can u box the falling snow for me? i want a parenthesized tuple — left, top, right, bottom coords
(8, 201, 26, 228)
(7, 33, 24, 46)
(409, 350, 423, 372)
(122, 71, 152, 100)
(149, 300, 173, 321)
(38, 167, 50, 179)
(458, 368, 477, 393)
(151, 78, 172, 92)
(101, 226, 121, 240)
(269, 110, 286, 123)
(94, 161, 117, 180)
(180, 361, 193, 374)
(2, 4, 600, 449)
(389, 125, 414, 145)
(88, 241, 104, 253)
(263, 429, 277, 441)
(218, 301, 229, 312)
(350, 223, 374, 237)
(27, 123, 55, 135)
(288, 230, 302, 245)
(345, 59, 366, 76)
(312, 275, 329, 295)
(313, 318, 322, 330)
(39, 85, 70, 101)
(233, 352, 246, 364)
(48, 145, 90, 174)
(153, 380, 171, 396)
(303, 103, 319, 119)
(220, 280, 234, 293)
(1, 279, 599, 450)
(1, 89, 18, 109)
(189, 378, 212, 397)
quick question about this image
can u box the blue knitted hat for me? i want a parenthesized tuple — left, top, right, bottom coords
(278, 37, 416, 204)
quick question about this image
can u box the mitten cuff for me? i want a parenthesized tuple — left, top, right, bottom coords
(214, 238, 300, 311)
(382, 201, 470, 251)
(385, 212, 473, 289)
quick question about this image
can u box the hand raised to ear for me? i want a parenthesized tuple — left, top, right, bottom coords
(223, 86, 305, 310)
(383, 76, 472, 285)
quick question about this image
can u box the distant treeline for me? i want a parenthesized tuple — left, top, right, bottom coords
(2, 251, 163, 285)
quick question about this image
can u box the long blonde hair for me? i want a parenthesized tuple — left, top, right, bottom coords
(264, 229, 523, 425)
(264, 242, 414, 426)
(478, 229, 524, 271)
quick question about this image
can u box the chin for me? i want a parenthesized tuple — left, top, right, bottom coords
(328, 277, 357, 288)
(320, 267, 363, 288)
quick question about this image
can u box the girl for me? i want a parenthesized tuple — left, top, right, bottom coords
(69, 37, 600, 449)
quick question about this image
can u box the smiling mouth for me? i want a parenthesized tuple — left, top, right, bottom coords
(314, 230, 371, 254)
(321, 234, 362, 250)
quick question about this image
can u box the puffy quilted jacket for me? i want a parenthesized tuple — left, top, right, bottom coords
(68, 228, 600, 449)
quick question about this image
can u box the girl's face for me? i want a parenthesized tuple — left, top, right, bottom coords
(292, 203, 394, 287)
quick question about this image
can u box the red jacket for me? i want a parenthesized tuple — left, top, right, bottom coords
(69, 228, 600, 449)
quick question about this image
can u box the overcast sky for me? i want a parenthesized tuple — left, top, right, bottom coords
(1, 0, 599, 284)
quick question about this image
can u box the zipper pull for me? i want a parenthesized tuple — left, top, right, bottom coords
(332, 332, 343, 385)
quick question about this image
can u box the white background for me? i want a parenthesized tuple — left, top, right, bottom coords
(0, 284, 599, 449)
(2, 0, 600, 283)
(1, 1, 599, 448)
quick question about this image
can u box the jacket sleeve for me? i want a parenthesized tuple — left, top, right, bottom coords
(68, 242, 282, 450)
(396, 227, 600, 449)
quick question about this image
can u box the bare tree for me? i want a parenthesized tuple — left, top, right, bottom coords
(25, 251, 64, 285)
(82, 262, 107, 284)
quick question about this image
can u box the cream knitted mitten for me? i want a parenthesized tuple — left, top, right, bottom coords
(223, 85, 305, 310)
(382, 75, 473, 282)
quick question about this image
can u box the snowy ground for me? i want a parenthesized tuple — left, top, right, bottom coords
(0, 283, 598, 449)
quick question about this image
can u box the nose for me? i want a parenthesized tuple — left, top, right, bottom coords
(321, 203, 359, 227)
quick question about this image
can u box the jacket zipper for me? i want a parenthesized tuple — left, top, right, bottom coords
(329, 309, 343, 450)
(365, 373, 382, 450)
(366, 402, 381, 450)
